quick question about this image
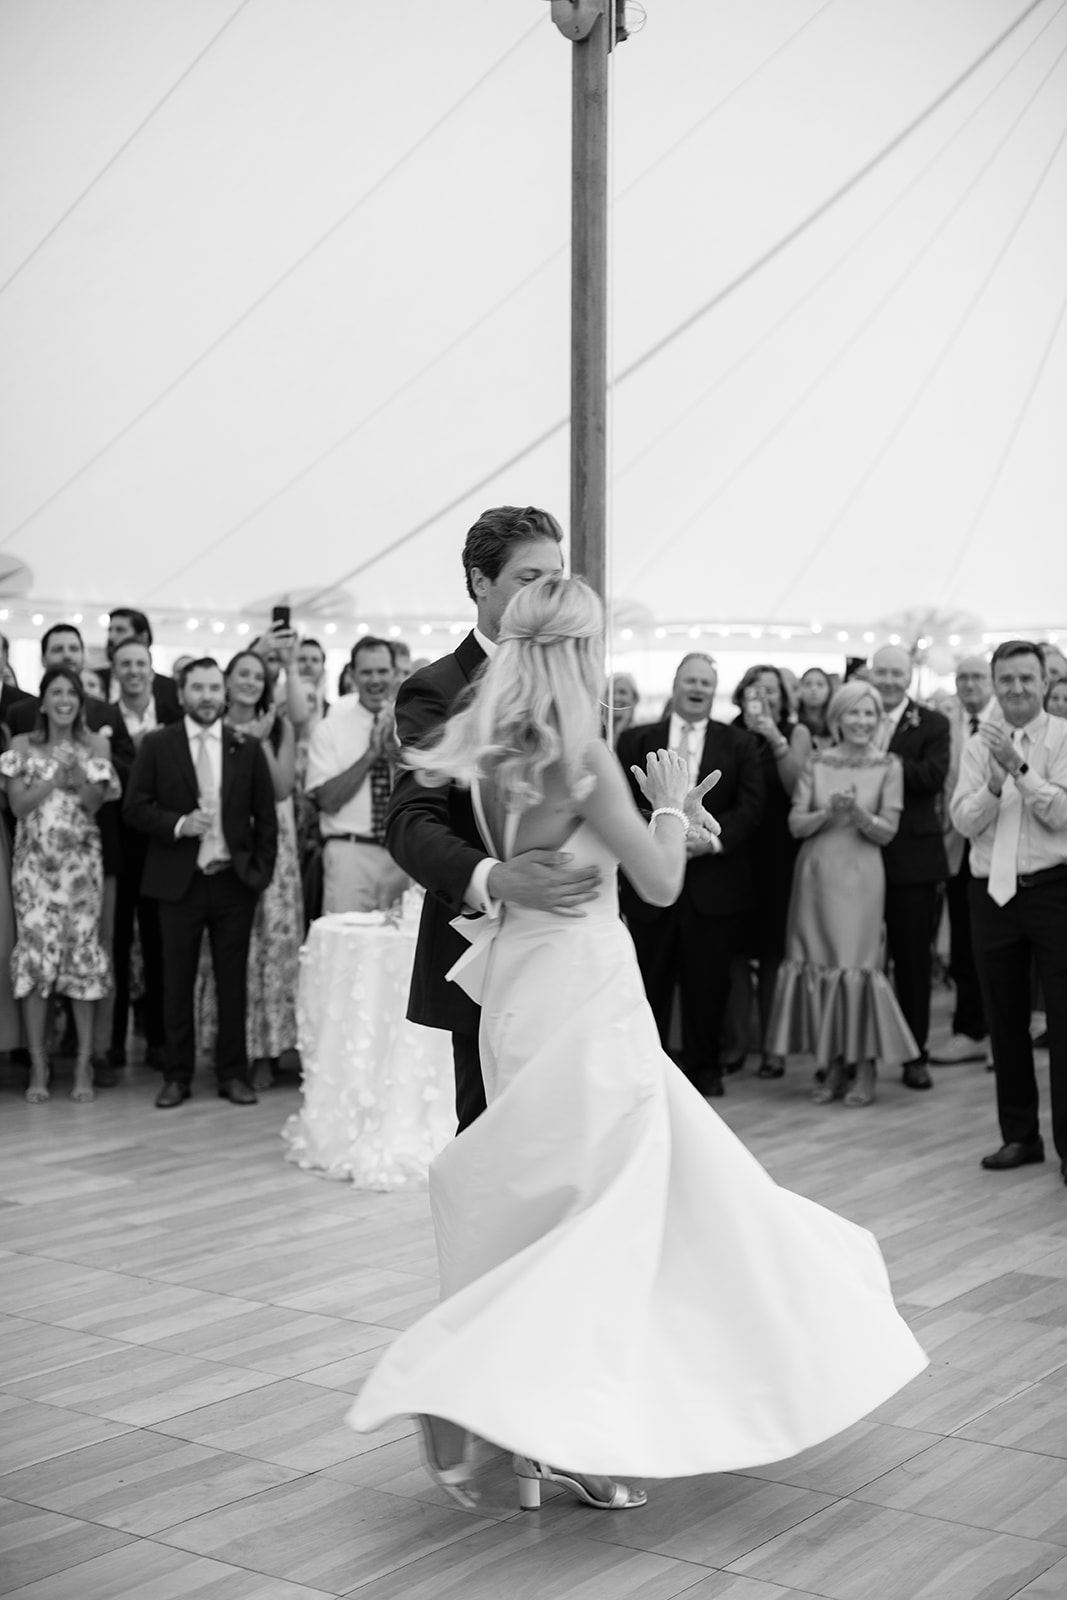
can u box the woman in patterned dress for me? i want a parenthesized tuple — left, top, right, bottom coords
(196, 649, 303, 1088)
(0, 667, 119, 1102)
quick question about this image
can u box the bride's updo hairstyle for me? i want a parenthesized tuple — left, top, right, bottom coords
(826, 679, 885, 743)
(408, 573, 605, 809)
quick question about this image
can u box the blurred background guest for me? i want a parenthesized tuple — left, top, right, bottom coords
(106, 609, 180, 713)
(296, 637, 328, 723)
(108, 637, 182, 1076)
(724, 663, 811, 1077)
(392, 640, 413, 681)
(0, 734, 18, 1053)
(796, 667, 836, 750)
(870, 644, 951, 1092)
(80, 666, 107, 702)
(0, 667, 119, 1102)
(196, 650, 303, 1089)
(337, 661, 356, 697)
(603, 672, 639, 743)
(1040, 643, 1067, 685)
(1047, 677, 1067, 719)
(767, 680, 917, 1106)
(930, 655, 995, 1067)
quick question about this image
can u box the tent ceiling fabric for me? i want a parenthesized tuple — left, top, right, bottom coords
(1, 0, 1064, 634)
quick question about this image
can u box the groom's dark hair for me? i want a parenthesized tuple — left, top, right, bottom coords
(462, 506, 563, 601)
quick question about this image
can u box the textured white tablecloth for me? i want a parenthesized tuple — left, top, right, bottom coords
(283, 907, 455, 1190)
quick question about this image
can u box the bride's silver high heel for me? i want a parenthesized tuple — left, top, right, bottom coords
(514, 1456, 647, 1511)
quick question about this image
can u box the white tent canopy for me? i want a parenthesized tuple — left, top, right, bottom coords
(2, 0, 1065, 670)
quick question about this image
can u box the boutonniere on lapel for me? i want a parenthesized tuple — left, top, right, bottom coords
(223, 726, 247, 752)
(902, 705, 921, 733)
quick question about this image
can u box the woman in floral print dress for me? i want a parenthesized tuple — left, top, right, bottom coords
(0, 667, 119, 1102)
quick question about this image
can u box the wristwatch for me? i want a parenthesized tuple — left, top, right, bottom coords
(1016, 761, 1029, 778)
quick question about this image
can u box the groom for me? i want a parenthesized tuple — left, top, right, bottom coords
(386, 505, 602, 1131)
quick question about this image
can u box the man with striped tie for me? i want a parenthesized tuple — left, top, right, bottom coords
(951, 641, 1067, 1180)
(617, 653, 764, 1100)
(305, 636, 409, 914)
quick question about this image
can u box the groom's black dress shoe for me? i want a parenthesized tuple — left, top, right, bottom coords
(901, 1061, 933, 1090)
(981, 1140, 1044, 1171)
(155, 1082, 190, 1108)
(218, 1080, 258, 1105)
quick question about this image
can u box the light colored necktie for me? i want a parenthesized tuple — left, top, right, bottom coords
(987, 732, 1023, 907)
(195, 730, 219, 870)
(678, 723, 697, 786)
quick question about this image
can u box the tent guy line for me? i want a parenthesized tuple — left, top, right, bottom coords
(936, 269, 1067, 606)
(288, 0, 1054, 615)
(771, 97, 1067, 614)
(0, 11, 546, 553)
(615, 0, 1067, 490)
(621, 15, 1067, 597)
(0, 0, 254, 298)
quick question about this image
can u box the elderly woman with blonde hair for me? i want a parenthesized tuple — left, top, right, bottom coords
(766, 678, 918, 1105)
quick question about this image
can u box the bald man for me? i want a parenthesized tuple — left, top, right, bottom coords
(870, 645, 951, 1090)
(930, 656, 996, 1065)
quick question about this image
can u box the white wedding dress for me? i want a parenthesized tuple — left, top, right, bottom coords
(348, 795, 926, 1475)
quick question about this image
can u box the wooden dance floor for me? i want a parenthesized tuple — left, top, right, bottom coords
(1, 1008, 1065, 1599)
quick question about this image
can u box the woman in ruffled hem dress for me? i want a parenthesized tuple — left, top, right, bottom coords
(766, 679, 918, 1106)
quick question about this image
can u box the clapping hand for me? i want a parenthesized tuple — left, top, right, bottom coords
(977, 722, 1018, 783)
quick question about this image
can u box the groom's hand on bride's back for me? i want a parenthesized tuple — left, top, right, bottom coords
(487, 851, 601, 918)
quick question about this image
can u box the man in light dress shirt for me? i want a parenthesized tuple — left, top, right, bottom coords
(305, 635, 409, 913)
(951, 640, 1067, 1181)
(930, 655, 998, 1066)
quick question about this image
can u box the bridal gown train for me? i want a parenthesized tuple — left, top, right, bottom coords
(348, 803, 926, 1476)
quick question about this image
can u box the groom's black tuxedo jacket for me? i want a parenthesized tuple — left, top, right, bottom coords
(386, 630, 487, 1037)
(616, 717, 765, 922)
(124, 720, 277, 903)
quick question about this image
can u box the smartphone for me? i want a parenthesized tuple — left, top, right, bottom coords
(271, 604, 291, 629)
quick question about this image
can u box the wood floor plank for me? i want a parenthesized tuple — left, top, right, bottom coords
(0, 1401, 132, 1477)
(725, 1499, 1063, 1600)
(0, 1430, 303, 1535)
(0, 1539, 337, 1598)
(1, 1346, 277, 1426)
(0, 1496, 134, 1596)
(152, 1475, 495, 1593)
(733, 1420, 941, 1495)
(151, 1378, 415, 1471)
(566, 1474, 836, 1569)
(851, 1435, 1067, 1542)
(305, 1520, 710, 1600)
(955, 1373, 1067, 1456)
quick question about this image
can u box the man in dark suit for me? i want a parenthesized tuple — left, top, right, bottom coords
(104, 608, 180, 713)
(871, 645, 951, 1090)
(125, 657, 278, 1107)
(386, 505, 601, 1133)
(109, 637, 184, 1069)
(617, 653, 765, 1099)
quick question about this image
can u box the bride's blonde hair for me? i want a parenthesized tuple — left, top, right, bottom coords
(408, 573, 605, 809)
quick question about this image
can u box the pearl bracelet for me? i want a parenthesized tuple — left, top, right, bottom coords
(650, 806, 688, 832)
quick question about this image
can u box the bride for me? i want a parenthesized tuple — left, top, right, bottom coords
(348, 573, 926, 1510)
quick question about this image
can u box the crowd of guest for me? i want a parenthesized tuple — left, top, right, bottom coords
(0, 610, 419, 1107)
(1, 608, 1064, 1178)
